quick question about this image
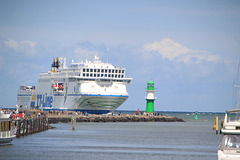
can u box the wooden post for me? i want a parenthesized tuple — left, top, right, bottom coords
(72, 115, 76, 130)
(22, 119, 25, 136)
(31, 118, 33, 133)
(25, 119, 28, 134)
(16, 120, 20, 137)
(36, 118, 39, 131)
(216, 115, 218, 135)
(33, 118, 35, 133)
(72, 118, 75, 130)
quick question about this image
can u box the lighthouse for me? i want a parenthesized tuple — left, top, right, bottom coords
(146, 80, 155, 113)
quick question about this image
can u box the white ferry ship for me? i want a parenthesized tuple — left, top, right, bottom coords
(17, 56, 132, 114)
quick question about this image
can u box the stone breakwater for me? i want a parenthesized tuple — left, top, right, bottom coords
(48, 114, 185, 124)
(17, 109, 185, 124)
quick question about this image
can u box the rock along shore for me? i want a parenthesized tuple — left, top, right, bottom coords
(48, 114, 185, 123)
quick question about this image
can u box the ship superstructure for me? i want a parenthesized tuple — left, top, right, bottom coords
(17, 56, 132, 114)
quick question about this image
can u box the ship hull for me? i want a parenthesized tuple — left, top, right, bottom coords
(69, 94, 128, 114)
(18, 93, 128, 114)
(0, 136, 15, 145)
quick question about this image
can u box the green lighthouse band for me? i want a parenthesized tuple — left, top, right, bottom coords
(146, 80, 155, 113)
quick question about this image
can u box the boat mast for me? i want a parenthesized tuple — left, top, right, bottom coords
(233, 37, 240, 108)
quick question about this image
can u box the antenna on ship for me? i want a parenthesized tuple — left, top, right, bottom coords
(63, 58, 67, 68)
(94, 55, 99, 63)
(107, 47, 109, 64)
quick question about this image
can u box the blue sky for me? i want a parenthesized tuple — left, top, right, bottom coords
(0, 0, 240, 112)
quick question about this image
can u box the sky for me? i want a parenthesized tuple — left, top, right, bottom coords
(0, 0, 240, 112)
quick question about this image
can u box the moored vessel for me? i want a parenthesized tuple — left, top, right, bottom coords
(218, 39, 240, 160)
(218, 41, 240, 160)
(218, 109, 240, 160)
(0, 110, 16, 145)
(17, 56, 132, 114)
(221, 109, 240, 135)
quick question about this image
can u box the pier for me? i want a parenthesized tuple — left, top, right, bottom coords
(15, 116, 49, 137)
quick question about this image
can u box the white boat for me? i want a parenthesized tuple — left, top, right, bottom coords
(218, 109, 240, 160)
(221, 109, 240, 135)
(218, 134, 240, 160)
(17, 56, 132, 114)
(218, 39, 240, 159)
(0, 110, 16, 145)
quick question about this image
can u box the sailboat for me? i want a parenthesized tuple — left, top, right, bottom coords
(218, 39, 240, 159)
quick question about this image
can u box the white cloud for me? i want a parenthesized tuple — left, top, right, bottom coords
(177, 51, 220, 64)
(4, 39, 37, 56)
(143, 38, 190, 60)
(143, 38, 220, 64)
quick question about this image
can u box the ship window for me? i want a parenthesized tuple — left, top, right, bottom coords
(112, 69, 114, 73)
(90, 73, 93, 77)
(83, 73, 85, 77)
(115, 75, 117, 78)
(94, 74, 96, 77)
(94, 69, 96, 72)
(109, 69, 111, 73)
(101, 74, 103, 77)
(87, 73, 89, 77)
(90, 69, 93, 72)
(97, 74, 100, 77)
(87, 69, 89, 72)
(69, 78, 76, 82)
(108, 74, 111, 77)
(83, 68, 85, 72)
(105, 69, 107, 73)
(115, 70, 118, 73)
(98, 69, 100, 72)
(121, 75, 124, 78)
(122, 70, 124, 73)
(223, 135, 240, 149)
(101, 69, 104, 72)
(118, 75, 120, 78)
(105, 74, 107, 77)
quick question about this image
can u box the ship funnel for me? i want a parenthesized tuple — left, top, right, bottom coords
(51, 57, 62, 70)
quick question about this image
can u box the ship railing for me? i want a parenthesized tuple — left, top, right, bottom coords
(80, 92, 129, 96)
(0, 130, 15, 138)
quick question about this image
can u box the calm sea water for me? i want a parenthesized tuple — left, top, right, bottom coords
(0, 112, 224, 160)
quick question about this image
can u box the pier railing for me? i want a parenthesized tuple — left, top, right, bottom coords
(15, 116, 48, 137)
